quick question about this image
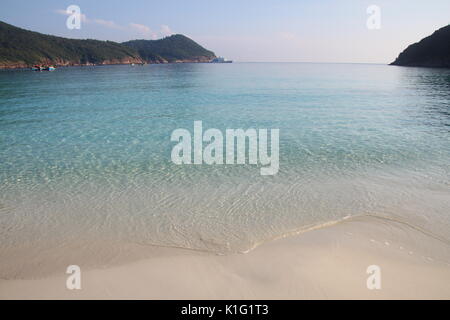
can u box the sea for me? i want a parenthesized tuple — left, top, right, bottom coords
(0, 63, 449, 275)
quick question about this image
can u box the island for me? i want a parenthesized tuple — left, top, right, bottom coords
(0, 21, 217, 69)
(391, 24, 450, 68)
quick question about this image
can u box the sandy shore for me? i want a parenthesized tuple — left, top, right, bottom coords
(1, 215, 449, 300)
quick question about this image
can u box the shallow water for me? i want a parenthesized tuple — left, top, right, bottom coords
(0, 63, 449, 264)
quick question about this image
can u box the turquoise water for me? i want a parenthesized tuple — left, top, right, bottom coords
(0, 63, 449, 270)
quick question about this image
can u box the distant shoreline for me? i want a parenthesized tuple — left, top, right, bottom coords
(0, 60, 217, 70)
(0, 21, 217, 71)
(4, 61, 450, 71)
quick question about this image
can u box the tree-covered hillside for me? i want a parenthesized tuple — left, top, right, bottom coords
(122, 35, 216, 63)
(0, 21, 217, 68)
(391, 25, 450, 68)
(0, 21, 142, 67)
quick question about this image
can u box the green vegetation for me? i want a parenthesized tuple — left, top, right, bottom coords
(391, 25, 450, 68)
(0, 21, 141, 67)
(0, 21, 216, 68)
(122, 35, 216, 63)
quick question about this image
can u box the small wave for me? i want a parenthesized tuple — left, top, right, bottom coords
(129, 213, 450, 256)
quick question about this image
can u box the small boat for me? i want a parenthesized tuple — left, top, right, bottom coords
(210, 57, 233, 63)
(31, 65, 56, 71)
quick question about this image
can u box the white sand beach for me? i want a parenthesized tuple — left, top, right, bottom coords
(2, 0, 450, 303)
(1, 215, 449, 300)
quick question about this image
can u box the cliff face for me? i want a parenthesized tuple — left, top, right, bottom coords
(0, 21, 216, 69)
(391, 25, 450, 68)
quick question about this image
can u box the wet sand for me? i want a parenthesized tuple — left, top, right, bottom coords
(1, 215, 449, 299)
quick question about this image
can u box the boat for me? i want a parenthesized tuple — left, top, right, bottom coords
(211, 57, 233, 63)
(31, 65, 56, 71)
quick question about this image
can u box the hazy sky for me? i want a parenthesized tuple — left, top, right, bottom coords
(1, 0, 449, 63)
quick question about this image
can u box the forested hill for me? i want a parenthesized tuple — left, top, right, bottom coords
(0, 21, 216, 68)
(391, 25, 450, 68)
(0, 21, 142, 68)
(122, 35, 216, 63)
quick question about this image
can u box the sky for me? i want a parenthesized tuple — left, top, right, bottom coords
(1, 0, 449, 64)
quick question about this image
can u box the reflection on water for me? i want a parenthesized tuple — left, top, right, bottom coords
(400, 67, 450, 130)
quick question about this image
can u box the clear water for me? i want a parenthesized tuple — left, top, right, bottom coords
(0, 63, 449, 269)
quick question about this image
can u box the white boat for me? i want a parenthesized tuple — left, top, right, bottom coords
(211, 57, 233, 63)
(31, 66, 56, 71)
